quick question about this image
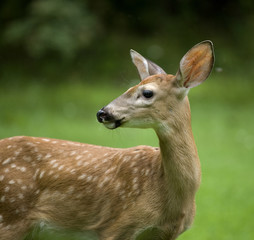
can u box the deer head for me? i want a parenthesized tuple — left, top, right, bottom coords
(97, 41, 214, 131)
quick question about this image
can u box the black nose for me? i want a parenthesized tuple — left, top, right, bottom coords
(97, 108, 112, 123)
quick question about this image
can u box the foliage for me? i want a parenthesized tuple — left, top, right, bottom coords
(0, 0, 254, 72)
(3, 0, 98, 59)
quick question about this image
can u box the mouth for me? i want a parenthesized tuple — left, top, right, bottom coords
(103, 118, 124, 129)
(96, 108, 125, 129)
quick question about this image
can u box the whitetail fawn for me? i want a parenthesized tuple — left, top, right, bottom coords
(0, 41, 214, 240)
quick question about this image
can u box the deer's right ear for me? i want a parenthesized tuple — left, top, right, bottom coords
(130, 49, 166, 81)
(175, 41, 214, 89)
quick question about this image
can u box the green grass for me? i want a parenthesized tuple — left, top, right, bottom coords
(0, 74, 254, 239)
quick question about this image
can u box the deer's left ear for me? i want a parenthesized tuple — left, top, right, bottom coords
(176, 40, 215, 89)
(130, 49, 166, 81)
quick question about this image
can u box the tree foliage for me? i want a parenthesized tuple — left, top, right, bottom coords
(0, 0, 254, 80)
(3, 0, 98, 58)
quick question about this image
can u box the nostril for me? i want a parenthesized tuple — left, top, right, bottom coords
(96, 109, 106, 123)
(97, 108, 114, 123)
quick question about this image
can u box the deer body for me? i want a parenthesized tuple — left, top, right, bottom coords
(0, 41, 214, 240)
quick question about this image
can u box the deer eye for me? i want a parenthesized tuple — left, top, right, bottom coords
(142, 90, 154, 99)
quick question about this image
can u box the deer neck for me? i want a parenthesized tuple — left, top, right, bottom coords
(155, 97, 201, 197)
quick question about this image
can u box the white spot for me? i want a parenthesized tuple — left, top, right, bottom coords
(58, 149, 64, 153)
(26, 142, 35, 147)
(133, 183, 139, 190)
(145, 169, 150, 176)
(133, 177, 138, 183)
(14, 148, 22, 156)
(2, 158, 11, 165)
(75, 155, 82, 161)
(70, 151, 76, 156)
(133, 168, 138, 174)
(50, 159, 57, 165)
(70, 169, 76, 174)
(58, 165, 64, 170)
(119, 190, 125, 196)
(123, 204, 128, 210)
(37, 154, 43, 161)
(76, 193, 83, 199)
(7, 145, 12, 149)
(53, 174, 59, 179)
(42, 138, 50, 142)
(52, 163, 59, 168)
(23, 156, 32, 162)
(102, 158, 108, 164)
(4, 168, 9, 173)
(11, 163, 17, 168)
(130, 161, 136, 167)
(21, 185, 27, 190)
(92, 176, 98, 182)
(87, 175, 93, 182)
(0, 175, 4, 181)
(67, 186, 75, 194)
(10, 197, 15, 202)
(0, 196, 5, 202)
(45, 153, 52, 159)
(0, 215, 3, 222)
(48, 170, 54, 176)
(58, 149, 64, 154)
(91, 158, 97, 162)
(77, 160, 83, 166)
(18, 193, 24, 199)
(35, 189, 40, 195)
(52, 141, 58, 144)
(33, 169, 40, 180)
(78, 174, 87, 180)
(105, 168, 111, 175)
(115, 181, 121, 190)
(33, 147, 39, 153)
(4, 225, 11, 230)
(20, 167, 26, 172)
(39, 171, 45, 179)
(83, 162, 89, 167)
(98, 176, 110, 188)
(9, 180, 15, 184)
(123, 156, 131, 162)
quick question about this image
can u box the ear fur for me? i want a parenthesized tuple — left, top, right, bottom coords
(130, 49, 166, 81)
(176, 40, 214, 89)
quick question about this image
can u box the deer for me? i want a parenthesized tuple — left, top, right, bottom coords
(0, 41, 214, 240)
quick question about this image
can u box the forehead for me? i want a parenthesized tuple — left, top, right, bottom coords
(140, 74, 175, 86)
(126, 74, 175, 95)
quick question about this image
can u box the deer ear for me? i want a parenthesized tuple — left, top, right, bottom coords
(130, 49, 166, 81)
(176, 41, 214, 89)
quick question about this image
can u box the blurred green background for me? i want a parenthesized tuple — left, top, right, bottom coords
(0, 0, 254, 239)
